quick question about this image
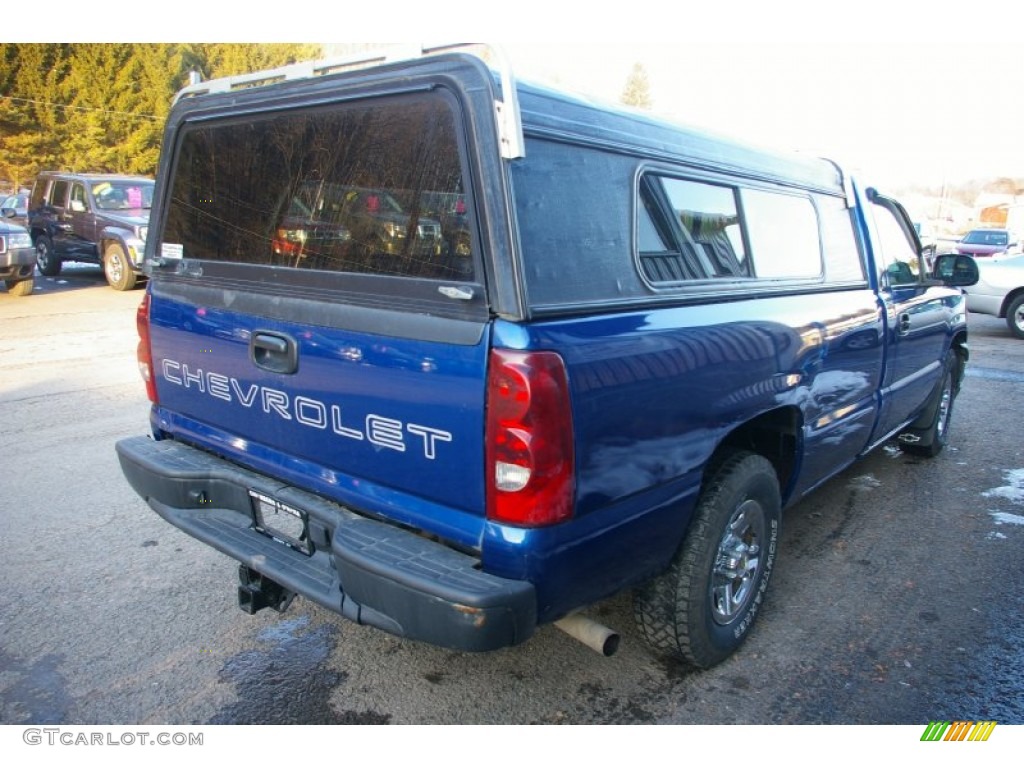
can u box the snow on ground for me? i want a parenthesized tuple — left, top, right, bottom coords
(983, 468, 1024, 506)
(984, 469, 1024, 534)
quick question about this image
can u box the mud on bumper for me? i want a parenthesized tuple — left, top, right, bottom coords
(115, 436, 536, 652)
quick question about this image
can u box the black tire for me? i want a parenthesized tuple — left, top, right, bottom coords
(103, 243, 137, 291)
(5, 278, 34, 296)
(634, 451, 781, 669)
(1007, 294, 1024, 340)
(901, 353, 957, 458)
(35, 236, 61, 277)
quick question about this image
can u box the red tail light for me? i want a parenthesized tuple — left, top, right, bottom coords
(136, 292, 157, 403)
(486, 349, 574, 526)
(272, 229, 304, 257)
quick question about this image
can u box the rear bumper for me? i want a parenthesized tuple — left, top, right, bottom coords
(115, 435, 536, 652)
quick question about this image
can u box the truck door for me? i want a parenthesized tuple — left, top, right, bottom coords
(865, 189, 952, 442)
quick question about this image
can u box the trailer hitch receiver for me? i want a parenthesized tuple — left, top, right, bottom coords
(237, 565, 296, 614)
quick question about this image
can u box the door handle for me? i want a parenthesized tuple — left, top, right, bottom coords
(250, 331, 298, 374)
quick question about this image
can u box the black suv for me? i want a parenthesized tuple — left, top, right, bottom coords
(28, 172, 154, 290)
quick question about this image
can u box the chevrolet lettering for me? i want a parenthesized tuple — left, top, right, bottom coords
(159, 359, 452, 459)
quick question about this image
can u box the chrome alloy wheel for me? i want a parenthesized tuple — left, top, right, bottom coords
(106, 251, 124, 284)
(711, 499, 766, 625)
(935, 375, 953, 441)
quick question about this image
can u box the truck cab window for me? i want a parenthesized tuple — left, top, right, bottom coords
(869, 199, 922, 287)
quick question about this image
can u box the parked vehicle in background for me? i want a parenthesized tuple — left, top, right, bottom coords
(955, 227, 1018, 258)
(0, 219, 36, 296)
(418, 191, 472, 275)
(964, 252, 1024, 339)
(27, 172, 154, 290)
(271, 183, 451, 276)
(1, 193, 29, 228)
(116, 45, 979, 671)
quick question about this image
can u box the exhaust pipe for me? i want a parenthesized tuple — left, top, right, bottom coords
(554, 614, 620, 657)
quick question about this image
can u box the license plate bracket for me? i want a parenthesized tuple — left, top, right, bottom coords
(249, 491, 311, 555)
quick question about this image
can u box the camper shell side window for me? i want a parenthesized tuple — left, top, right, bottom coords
(638, 173, 824, 286)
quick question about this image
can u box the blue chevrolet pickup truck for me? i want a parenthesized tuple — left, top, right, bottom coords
(115, 45, 979, 668)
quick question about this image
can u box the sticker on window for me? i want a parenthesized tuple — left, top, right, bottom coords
(161, 243, 184, 259)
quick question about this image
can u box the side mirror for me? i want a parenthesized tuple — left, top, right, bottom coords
(70, 199, 86, 213)
(932, 253, 979, 287)
(0, 208, 14, 218)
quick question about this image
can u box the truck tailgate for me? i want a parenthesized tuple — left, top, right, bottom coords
(148, 286, 490, 529)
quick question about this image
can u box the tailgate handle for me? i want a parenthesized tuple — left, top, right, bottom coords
(251, 331, 298, 374)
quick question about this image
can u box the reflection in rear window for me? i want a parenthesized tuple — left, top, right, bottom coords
(962, 230, 1007, 246)
(162, 94, 473, 281)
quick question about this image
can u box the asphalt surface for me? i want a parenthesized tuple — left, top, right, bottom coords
(1, 265, 1022, 729)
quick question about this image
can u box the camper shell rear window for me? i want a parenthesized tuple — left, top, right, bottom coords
(160, 92, 475, 285)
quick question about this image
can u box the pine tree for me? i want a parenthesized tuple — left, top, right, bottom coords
(0, 44, 69, 185)
(0, 43, 324, 186)
(621, 62, 652, 110)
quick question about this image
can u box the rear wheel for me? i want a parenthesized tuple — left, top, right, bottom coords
(634, 451, 781, 669)
(1007, 295, 1024, 340)
(103, 243, 137, 291)
(5, 278, 34, 296)
(35, 237, 61, 277)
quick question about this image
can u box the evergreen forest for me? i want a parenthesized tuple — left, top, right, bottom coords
(0, 43, 322, 190)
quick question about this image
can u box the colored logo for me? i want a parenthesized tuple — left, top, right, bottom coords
(921, 721, 996, 742)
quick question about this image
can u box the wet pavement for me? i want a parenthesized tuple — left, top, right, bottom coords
(1, 273, 1022, 728)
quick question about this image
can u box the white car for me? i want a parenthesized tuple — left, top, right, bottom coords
(964, 253, 1024, 339)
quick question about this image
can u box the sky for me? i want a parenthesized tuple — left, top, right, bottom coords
(15, 1, 1024, 191)
(501, 41, 1024, 189)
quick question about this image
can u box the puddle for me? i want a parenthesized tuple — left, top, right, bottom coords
(967, 367, 1024, 384)
(938, 595, 1024, 722)
(208, 616, 389, 725)
(0, 651, 72, 724)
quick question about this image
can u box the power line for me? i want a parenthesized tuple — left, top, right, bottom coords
(0, 94, 161, 121)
